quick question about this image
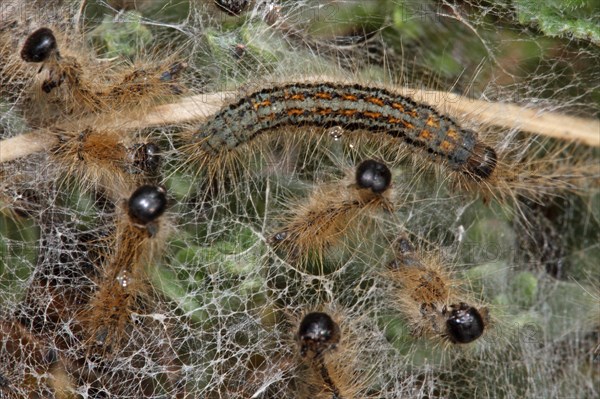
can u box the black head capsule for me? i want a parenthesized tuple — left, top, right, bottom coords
(466, 143, 497, 180)
(445, 303, 485, 344)
(297, 312, 341, 358)
(355, 159, 392, 194)
(20, 27, 59, 62)
(127, 185, 167, 225)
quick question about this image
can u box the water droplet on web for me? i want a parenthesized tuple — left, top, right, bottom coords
(327, 126, 344, 141)
(117, 272, 130, 288)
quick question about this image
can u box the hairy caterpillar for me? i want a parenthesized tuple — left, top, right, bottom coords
(191, 82, 498, 180)
(270, 159, 394, 265)
(185, 80, 599, 214)
(297, 312, 343, 398)
(2, 19, 185, 128)
(48, 126, 162, 199)
(81, 185, 169, 353)
(295, 311, 371, 399)
(0, 1, 597, 398)
(385, 235, 489, 345)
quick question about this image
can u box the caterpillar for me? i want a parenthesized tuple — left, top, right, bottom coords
(385, 235, 489, 345)
(270, 159, 394, 265)
(192, 82, 498, 180)
(297, 312, 343, 398)
(2, 21, 185, 127)
(295, 311, 370, 399)
(48, 126, 163, 200)
(82, 184, 169, 353)
(186, 81, 597, 210)
(0, 1, 597, 398)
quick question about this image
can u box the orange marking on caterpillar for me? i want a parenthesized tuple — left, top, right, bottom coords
(446, 128, 460, 141)
(419, 130, 432, 140)
(426, 116, 440, 128)
(392, 102, 405, 112)
(440, 140, 456, 153)
(288, 93, 306, 101)
(363, 111, 382, 119)
(315, 92, 333, 100)
(340, 109, 358, 117)
(287, 108, 305, 116)
(253, 99, 272, 110)
(366, 97, 385, 106)
(194, 82, 498, 180)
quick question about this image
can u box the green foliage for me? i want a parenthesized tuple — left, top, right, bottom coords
(89, 11, 153, 58)
(514, 0, 600, 44)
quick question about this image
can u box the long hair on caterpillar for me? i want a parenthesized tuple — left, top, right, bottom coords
(268, 158, 395, 269)
(0, 1, 187, 130)
(384, 234, 490, 346)
(79, 185, 171, 354)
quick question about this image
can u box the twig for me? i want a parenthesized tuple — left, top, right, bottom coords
(0, 132, 55, 163)
(1, 92, 234, 164)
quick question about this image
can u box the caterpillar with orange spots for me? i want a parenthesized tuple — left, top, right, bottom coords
(192, 82, 497, 180)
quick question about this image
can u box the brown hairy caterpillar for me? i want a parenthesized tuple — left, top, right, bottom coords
(48, 126, 162, 199)
(295, 311, 372, 399)
(1, 191, 185, 398)
(1, 15, 185, 127)
(385, 235, 490, 345)
(81, 185, 169, 353)
(0, 1, 597, 398)
(269, 159, 394, 265)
